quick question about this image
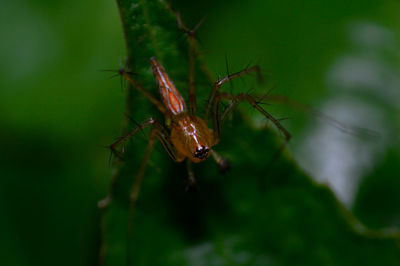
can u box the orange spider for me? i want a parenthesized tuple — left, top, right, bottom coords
(109, 56, 290, 194)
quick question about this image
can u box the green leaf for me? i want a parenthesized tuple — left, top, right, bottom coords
(99, 0, 400, 265)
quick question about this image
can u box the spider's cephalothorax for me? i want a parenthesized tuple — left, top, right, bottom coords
(170, 114, 215, 163)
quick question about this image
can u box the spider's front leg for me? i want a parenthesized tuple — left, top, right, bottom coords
(212, 91, 291, 169)
(99, 117, 181, 208)
(204, 65, 264, 171)
(204, 64, 263, 120)
(207, 64, 290, 167)
(185, 160, 196, 191)
(101, 117, 185, 266)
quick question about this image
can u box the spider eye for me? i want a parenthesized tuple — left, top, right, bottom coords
(194, 145, 209, 159)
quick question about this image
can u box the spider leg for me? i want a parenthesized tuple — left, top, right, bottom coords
(185, 160, 197, 191)
(211, 149, 231, 173)
(175, 12, 206, 115)
(173, 12, 215, 85)
(99, 117, 184, 265)
(120, 70, 169, 116)
(126, 123, 158, 266)
(254, 94, 379, 139)
(99, 118, 181, 209)
(212, 92, 291, 168)
(204, 65, 262, 120)
(102, 117, 181, 266)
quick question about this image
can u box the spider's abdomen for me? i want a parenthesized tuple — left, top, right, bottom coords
(150, 57, 186, 115)
(170, 115, 215, 163)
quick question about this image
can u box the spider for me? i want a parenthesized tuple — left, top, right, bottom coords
(109, 56, 290, 190)
(101, 11, 294, 214)
(102, 11, 377, 214)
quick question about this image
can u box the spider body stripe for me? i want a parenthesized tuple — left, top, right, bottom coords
(150, 57, 186, 115)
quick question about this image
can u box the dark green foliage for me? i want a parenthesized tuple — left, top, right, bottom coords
(354, 149, 400, 229)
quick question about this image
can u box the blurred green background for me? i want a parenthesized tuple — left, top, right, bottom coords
(1, 0, 399, 265)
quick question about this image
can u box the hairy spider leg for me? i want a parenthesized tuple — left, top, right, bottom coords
(185, 160, 196, 190)
(204, 65, 262, 120)
(125, 120, 165, 266)
(125, 122, 158, 266)
(175, 11, 206, 115)
(99, 118, 183, 209)
(210, 149, 232, 173)
(253, 94, 380, 139)
(204, 65, 263, 139)
(106, 117, 183, 266)
(165, 2, 215, 86)
(204, 65, 291, 169)
(120, 69, 168, 115)
(110, 118, 181, 161)
(213, 91, 291, 169)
